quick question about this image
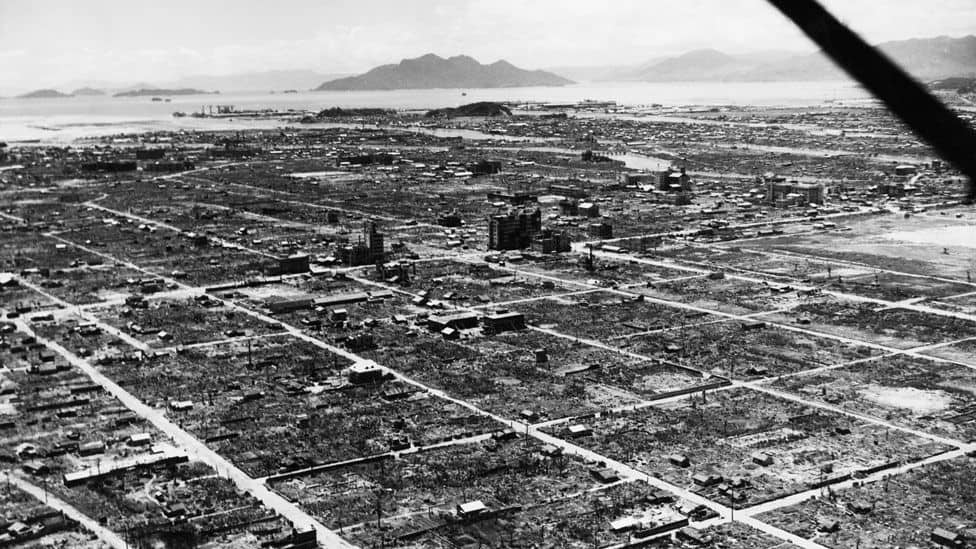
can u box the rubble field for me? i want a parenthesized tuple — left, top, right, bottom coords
(1, 99, 974, 548)
(758, 456, 976, 549)
(767, 354, 976, 441)
(543, 388, 950, 508)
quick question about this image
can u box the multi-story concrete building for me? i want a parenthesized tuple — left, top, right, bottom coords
(488, 208, 541, 250)
(338, 220, 386, 266)
(765, 179, 825, 206)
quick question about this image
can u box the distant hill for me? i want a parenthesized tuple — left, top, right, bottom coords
(316, 54, 574, 91)
(301, 107, 397, 122)
(930, 76, 976, 91)
(18, 89, 70, 99)
(113, 88, 217, 97)
(626, 49, 750, 81)
(310, 107, 396, 117)
(878, 35, 976, 79)
(71, 87, 105, 96)
(425, 102, 512, 118)
(563, 35, 976, 82)
(732, 35, 976, 81)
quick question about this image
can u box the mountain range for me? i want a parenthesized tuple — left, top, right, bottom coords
(8, 34, 974, 98)
(316, 54, 573, 91)
(17, 89, 72, 99)
(7, 71, 351, 98)
(551, 35, 976, 82)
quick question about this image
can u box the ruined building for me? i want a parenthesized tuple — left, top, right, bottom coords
(588, 221, 613, 239)
(338, 220, 386, 266)
(558, 198, 579, 216)
(765, 179, 825, 206)
(437, 210, 463, 227)
(619, 167, 694, 194)
(135, 148, 166, 160)
(488, 208, 542, 250)
(270, 254, 310, 276)
(486, 190, 538, 206)
(538, 229, 573, 253)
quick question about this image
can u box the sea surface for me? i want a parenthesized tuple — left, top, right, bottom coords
(0, 80, 874, 143)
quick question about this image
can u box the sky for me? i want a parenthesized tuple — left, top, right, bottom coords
(0, 0, 973, 93)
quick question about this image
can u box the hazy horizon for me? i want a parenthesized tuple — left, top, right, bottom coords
(1, 0, 975, 94)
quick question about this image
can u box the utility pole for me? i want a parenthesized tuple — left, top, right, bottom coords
(120, 513, 129, 549)
(730, 488, 734, 521)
